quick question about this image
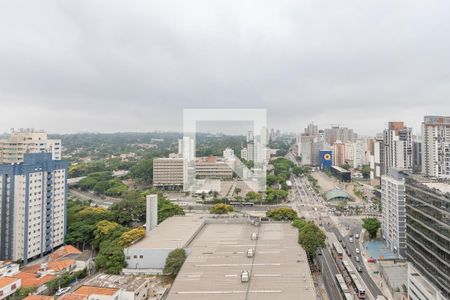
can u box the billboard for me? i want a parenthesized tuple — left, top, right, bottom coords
(320, 150, 332, 170)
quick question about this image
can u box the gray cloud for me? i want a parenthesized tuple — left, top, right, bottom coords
(0, 0, 449, 135)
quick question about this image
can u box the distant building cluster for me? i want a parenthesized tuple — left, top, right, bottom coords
(296, 122, 366, 170)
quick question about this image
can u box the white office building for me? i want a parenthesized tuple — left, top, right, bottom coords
(421, 115, 450, 178)
(381, 169, 407, 257)
(223, 148, 235, 160)
(383, 122, 412, 175)
(0, 153, 67, 263)
(0, 129, 61, 163)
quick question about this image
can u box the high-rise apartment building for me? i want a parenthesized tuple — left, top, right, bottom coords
(381, 169, 407, 257)
(405, 175, 450, 299)
(421, 116, 450, 178)
(0, 129, 61, 163)
(0, 153, 67, 263)
(369, 135, 384, 184)
(383, 122, 413, 175)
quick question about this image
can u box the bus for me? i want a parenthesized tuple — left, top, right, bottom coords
(333, 242, 344, 259)
(335, 274, 353, 300)
(229, 201, 254, 207)
(342, 260, 366, 299)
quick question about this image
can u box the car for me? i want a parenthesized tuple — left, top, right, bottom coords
(56, 287, 71, 296)
(367, 257, 377, 263)
(338, 238, 342, 242)
(349, 237, 353, 243)
(355, 256, 360, 262)
(357, 265, 363, 272)
(355, 233, 360, 239)
(356, 248, 360, 254)
(342, 243, 346, 248)
(346, 250, 352, 257)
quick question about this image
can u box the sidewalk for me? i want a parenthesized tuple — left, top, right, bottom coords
(358, 230, 394, 300)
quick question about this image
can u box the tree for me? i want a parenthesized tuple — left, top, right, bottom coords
(292, 219, 308, 230)
(93, 220, 122, 246)
(163, 248, 187, 276)
(266, 208, 298, 221)
(95, 240, 126, 274)
(234, 187, 242, 196)
(298, 222, 326, 256)
(129, 159, 153, 184)
(209, 203, 234, 214)
(158, 198, 185, 223)
(361, 164, 370, 179)
(245, 191, 261, 202)
(266, 174, 278, 187)
(362, 217, 381, 239)
(118, 227, 146, 247)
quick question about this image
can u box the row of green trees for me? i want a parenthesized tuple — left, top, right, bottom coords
(265, 208, 326, 257)
(66, 191, 184, 274)
(77, 171, 128, 197)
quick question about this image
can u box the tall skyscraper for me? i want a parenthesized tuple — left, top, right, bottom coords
(405, 174, 450, 299)
(382, 122, 413, 175)
(369, 135, 384, 184)
(421, 116, 450, 178)
(0, 153, 67, 263)
(381, 169, 407, 257)
(0, 129, 61, 163)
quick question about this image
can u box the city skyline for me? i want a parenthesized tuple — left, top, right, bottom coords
(1, 1, 450, 134)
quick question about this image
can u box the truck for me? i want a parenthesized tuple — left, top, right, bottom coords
(241, 270, 250, 283)
(247, 248, 255, 258)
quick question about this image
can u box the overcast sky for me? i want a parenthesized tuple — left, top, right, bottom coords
(0, 0, 449, 135)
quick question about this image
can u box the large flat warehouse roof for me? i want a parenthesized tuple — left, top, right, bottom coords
(167, 222, 316, 300)
(127, 215, 205, 249)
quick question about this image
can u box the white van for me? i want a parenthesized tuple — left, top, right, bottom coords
(349, 237, 353, 243)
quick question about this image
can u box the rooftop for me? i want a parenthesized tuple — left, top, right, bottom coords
(127, 215, 205, 250)
(0, 276, 19, 288)
(13, 272, 55, 288)
(324, 188, 351, 201)
(84, 273, 148, 291)
(423, 182, 450, 194)
(23, 295, 54, 300)
(21, 259, 76, 274)
(49, 245, 81, 261)
(59, 286, 119, 300)
(167, 222, 316, 300)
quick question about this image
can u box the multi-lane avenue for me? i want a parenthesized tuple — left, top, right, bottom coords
(286, 152, 384, 300)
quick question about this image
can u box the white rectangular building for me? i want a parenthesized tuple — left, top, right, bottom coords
(0, 153, 67, 263)
(381, 169, 407, 257)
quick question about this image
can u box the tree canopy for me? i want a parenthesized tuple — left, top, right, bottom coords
(362, 217, 381, 239)
(163, 248, 187, 276)
(266, 207, 298, 220)
(209, 203, 234, 214)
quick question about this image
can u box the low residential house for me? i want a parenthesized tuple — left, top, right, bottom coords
(48, 245, 81, 261)
(13, 272, 55, 293)
(21, 260, 77, 276)
(83, 274, 150, 300)
(48, 245, 90, 271)
(23, 295, 54, 300)
(60, 286, 120, 300)
(0, 261, 20, 278)
(0, 277, 21, 299)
